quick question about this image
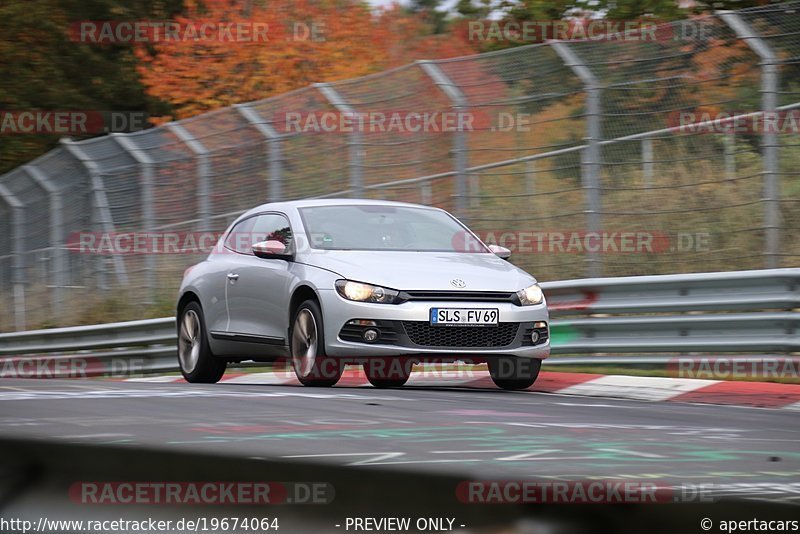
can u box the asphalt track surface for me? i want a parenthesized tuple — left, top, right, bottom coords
(1, 376, 799, 504)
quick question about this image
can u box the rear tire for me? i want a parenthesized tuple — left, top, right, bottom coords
(488, 357, 541, 390)
(178, 301, 226, 383)
(290, 300, 342, 387)
(365, 358, 412, 388)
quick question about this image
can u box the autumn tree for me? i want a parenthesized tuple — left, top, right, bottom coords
(0, 0, 182, 173)
(136, 0, 477, 120)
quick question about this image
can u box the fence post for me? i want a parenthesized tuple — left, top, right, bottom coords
(315, 83, 363, 197)
(551, 41, 603, 277)
(724, 134, 736, 181)
(417, 60, 470, 219)
(167, 123, 212, 232)
(113, 133, 155, 305)
(420, 181, 432, 204)
(61, 139, 128, 288)
(526, 160, 537, 197)
(235, 104, 284, 201)
(642, 137, 654, 188)
(0, 185, 25, 330)
(718, 10, 780, 269)
(23, 165, 65, 318)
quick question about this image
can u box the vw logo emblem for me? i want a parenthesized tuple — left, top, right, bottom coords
(450, 278, 466, 288)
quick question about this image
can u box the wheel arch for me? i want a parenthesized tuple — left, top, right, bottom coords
(289, 285, 321, 324)
(177, 291, 201, 316)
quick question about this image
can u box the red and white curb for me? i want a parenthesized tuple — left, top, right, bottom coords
(125, 368, 800, 410)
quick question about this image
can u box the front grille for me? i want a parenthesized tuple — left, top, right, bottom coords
(402, 321, 520, 348)
(402, 290, 516, 303)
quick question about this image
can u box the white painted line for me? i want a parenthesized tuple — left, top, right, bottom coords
(595, 448, 666, 458)
(497, 450, 562, 461)
(125, 376, 182, 383)
(282, 451, 406, 465)
(222, 373, 294, 385)
(406, 373, 477, 386)
(431, 449, 510, 454)
(58, 433, 131, 439)
(782, 401, 800, 411)
(556, 374, 719, 402)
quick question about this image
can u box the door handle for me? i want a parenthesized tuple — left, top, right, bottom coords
(226, 273, 239, 281)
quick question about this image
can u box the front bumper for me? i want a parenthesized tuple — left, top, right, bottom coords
(317, 289, 550, 359)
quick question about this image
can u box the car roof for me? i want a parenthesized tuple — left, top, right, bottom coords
(238, 198, 443, 219)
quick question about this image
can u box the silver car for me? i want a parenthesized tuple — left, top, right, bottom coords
(176, 199, 549, 389)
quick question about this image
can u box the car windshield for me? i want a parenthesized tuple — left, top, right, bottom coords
(299, 204, 489, 252)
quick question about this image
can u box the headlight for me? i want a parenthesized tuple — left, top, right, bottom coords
(516, 284, 544, 306)
(335, 280, 401, 304)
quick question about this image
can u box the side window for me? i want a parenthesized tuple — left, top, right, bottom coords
(251, 214, 293, 250)
(224, 214, 293, 255)
(223, 217, 257, 254)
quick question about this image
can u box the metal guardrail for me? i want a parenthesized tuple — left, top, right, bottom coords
(542, 268, 800, 357)
(0, 318, 177, 376)
(543, 268, 800, 314)
(0, 269, 797, 376)
(0, 317, 175, 356)
(550, 313, 800, 354)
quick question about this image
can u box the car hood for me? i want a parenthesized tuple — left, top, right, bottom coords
(300, 250, 537, 292)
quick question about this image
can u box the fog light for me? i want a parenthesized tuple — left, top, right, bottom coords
(348, 319, 377, 326)
(363, 328, 379, 342)
(530, 331, 540, 344)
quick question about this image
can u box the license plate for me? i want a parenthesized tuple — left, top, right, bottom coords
(430, 308, 499, 327)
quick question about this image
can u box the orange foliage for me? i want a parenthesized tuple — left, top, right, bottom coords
(136, 0, 476, 119)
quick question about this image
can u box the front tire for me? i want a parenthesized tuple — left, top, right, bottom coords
(488, 357, 541, 390)
(365, 358, 413, 388)
(290, 300, 342, 387)
(178, 301, 226, 383)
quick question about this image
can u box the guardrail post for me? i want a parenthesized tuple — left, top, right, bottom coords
(417, 61, 470, 218)
(167, 123, 212, 232)
(550, 41, 603, 277)
(718, 11, 780, 269)
(235, 104, 284, 201)
(0, 185, 26, 330)
(23, 165, 65, 318)
(61, 139, 128, 289)
(316, 84, 364, 198)
(113, 134, 156, 305)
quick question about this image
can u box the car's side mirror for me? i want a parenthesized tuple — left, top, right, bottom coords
(488, 244, 511, 260)
(253, 240, 292, 260)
